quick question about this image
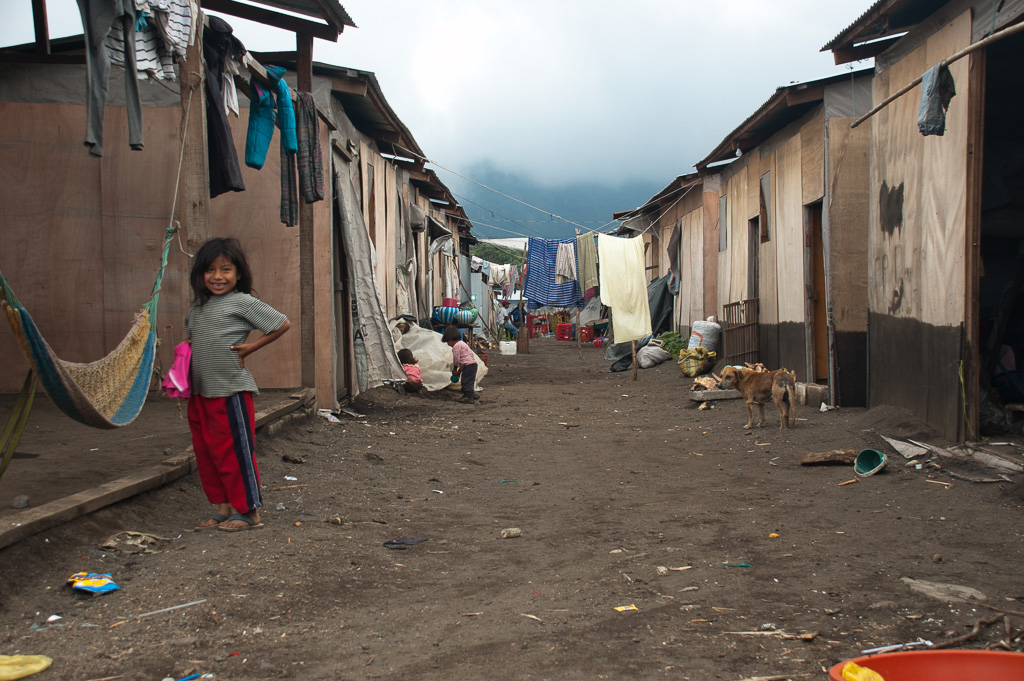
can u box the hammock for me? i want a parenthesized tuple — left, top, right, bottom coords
(0, 226, 175, 430)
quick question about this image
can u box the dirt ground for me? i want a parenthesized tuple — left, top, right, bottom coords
(2, 338, 1024, 681)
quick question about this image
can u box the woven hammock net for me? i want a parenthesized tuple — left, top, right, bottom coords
(3, 300, 156, 429)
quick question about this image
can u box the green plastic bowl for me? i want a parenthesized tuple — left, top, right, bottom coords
(854, 448, 887, 477)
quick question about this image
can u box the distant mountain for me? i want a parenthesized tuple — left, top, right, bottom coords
(440, 163, 664, 241)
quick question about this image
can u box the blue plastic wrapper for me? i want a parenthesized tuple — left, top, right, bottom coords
(68, 572, 119, 593)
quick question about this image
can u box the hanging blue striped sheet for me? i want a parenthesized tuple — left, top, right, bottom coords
(523, 237, 582, 309)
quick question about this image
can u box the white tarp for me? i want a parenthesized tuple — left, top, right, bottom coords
(391, 321, 488, 392)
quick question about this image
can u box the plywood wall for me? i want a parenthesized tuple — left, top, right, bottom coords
(678, 207, 705, 328)
(702, 178, 720, 318)
(800, 116, 825, 204)
(828, 118, 871, 333)
(384, 163, 399, 318)
(0, 100, 305, 394)
(757, 159, 780, 329)
(868, 10, 970, 326)
(718, 165, 750, 307)
(775, 135, 806, 324)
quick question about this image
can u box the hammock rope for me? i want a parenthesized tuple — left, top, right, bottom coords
(0, 225, 175, 429)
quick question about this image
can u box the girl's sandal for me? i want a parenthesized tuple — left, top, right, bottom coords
(217, 513, 264, 532)
(195, 512, 229, 530)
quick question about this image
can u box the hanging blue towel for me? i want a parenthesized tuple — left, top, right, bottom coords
(244, 79, 275, 169)
(266, 65, 297, 153)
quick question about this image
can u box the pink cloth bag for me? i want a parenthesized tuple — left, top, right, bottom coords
(161, 341, 192, 399)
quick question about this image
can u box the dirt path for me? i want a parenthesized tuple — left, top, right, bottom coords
(1, 339, 1023, 681)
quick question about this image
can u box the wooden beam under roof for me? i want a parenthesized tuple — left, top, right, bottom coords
(832, 36, 901, 65)
(0, 53, 84, 64)
(31, 0, 49, 54)
(306, 0, 347, 33)
(202, 0, 341, 42)
(785, 85, 825, 106)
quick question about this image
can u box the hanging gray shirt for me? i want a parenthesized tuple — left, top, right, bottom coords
(185, 291, 288, 397)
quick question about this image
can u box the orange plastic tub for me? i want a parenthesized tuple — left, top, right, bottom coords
(828, 650, 1024, 681)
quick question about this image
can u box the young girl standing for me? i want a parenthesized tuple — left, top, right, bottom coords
(443, 325, 479, 404)
(186, 238, 290, 531)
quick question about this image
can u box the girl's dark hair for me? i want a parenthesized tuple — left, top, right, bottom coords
(397, 348, 415, 364)
(441, 325, 462, 343)
(190, 237, 254, 305)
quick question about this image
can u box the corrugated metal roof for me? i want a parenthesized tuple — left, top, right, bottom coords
(695, 69, 872, 169)
(255, 0, 356, 28)
(821, 0, 891, 51)
(821, 0, 946, 51)
(611, 173, 700, 220)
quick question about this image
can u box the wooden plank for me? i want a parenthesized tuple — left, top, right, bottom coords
(702, 179, 720, 318)
(201, 0, 340, 42)
(312, 122, 336, 408)
(254, 388, 314, 427)
(0, 457, 196, 551)
(385, 163, 399, 318)
(297, 32, 316, 390)
(962, 49, 985, 440)
(689, 389, 740, 401)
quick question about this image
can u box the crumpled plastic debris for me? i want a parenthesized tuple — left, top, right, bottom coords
(0, 654, 53, 680)
(67, 572, 119, 594)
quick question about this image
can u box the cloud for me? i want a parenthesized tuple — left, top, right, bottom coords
(1, 0, 872, 187)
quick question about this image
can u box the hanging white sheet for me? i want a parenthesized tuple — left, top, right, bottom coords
(597, 234, 652, 343)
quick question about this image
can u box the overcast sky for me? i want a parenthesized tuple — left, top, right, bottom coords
(5, 0, 872, 189)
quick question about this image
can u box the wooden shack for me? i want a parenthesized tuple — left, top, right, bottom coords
(0, 1, 473, 413)
(611, 174, 721, 337)
(695, 70, 873, 405)
(824, 0, 1024, 438)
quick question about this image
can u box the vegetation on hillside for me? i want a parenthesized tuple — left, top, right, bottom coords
(471, 243, 523, 266)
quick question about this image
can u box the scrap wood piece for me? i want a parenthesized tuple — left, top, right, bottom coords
(930, 614, 1003, 649)
(912, 439, 1024, 473)
(102, 531, 170, 550)
(339, 407, 365, 419)
(963, 444, 1024, 473)
(881, 435, 929, 459)
(901, 577, 987, 603)
(737, 675, 811, 681)
(944, 470, 1010, 483)
(801, 449, 857, 466)
(978, 602, 1024, 617)
(691, 376, 718, 391)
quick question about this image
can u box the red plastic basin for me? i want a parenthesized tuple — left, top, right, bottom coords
(829, 650, 1024, 681)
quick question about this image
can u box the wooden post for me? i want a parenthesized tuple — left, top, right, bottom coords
(631, 340, 638, 381)
(576, 308, 582, 359)
(517, 299, 528, 354)
(177, 19, 210, 319)
(31, 0, 49, 54)
(296, 32, 315, 390)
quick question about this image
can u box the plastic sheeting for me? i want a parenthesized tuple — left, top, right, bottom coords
(391, 321, 488, 392)
(335, 166, 406, 393)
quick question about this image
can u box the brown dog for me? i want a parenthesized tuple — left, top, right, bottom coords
(716, 366, 796, 430)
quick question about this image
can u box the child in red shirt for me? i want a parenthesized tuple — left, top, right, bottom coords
(398, 348, 423, 393)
